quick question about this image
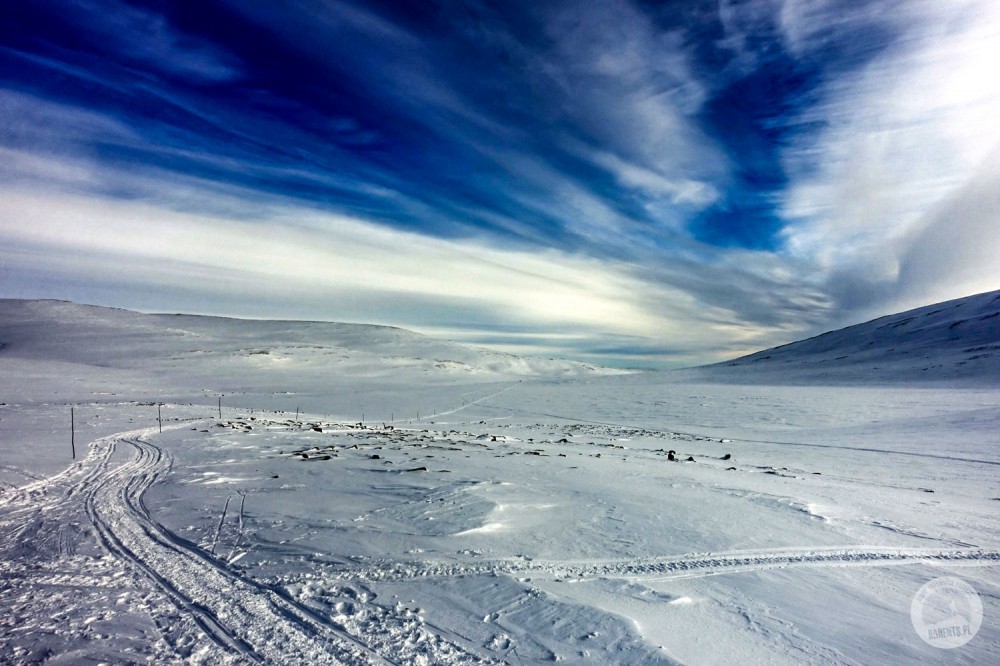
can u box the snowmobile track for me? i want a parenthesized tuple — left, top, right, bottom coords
(340, 545, 1000, 584)
(0, 421, 497, 665)
(79, 430, 406, 665)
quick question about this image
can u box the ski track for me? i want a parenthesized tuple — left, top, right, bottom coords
(0, 464, 45, 482)
(1, 423, 495, 666)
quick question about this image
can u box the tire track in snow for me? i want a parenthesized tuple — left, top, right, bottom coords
(532, 547, 1000, 581)
(84, 432, 385, 664)
(0, 425, 224, 663)
(82, 429, 493, 665)
(338, 546, 1000, 584)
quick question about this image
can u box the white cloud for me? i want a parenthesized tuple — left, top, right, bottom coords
(778, 0, 1000, 315)
(538, 0, 726, 195)
(0, 186, 745, 355)
(0, 89, 141, 149)
(778, 0, 888, 59)
(896, 144, 1000, 307)
(588, 150, 720, 208)
(0, 146, 100, 188)
(76, 0, 241, 82)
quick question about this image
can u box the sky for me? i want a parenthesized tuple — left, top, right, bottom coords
(1, 0, 999, 368)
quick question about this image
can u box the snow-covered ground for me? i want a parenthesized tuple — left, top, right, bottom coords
(1, 299, 998, 664)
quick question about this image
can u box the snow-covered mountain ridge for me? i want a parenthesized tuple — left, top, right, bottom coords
(698, 289, 1000, 384)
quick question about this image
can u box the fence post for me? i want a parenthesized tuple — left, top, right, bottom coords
(71, 407, 76, 459)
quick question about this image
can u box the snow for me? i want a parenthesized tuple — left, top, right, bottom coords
(690, 289, 1000, 385)
(1, 297, 998, 664)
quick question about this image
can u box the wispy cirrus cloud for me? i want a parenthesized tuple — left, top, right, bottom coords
(778, 0, 1000, 321)
(1, 0, 998, 366)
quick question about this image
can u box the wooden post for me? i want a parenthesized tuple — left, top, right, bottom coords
(218, 396, 222, 419)
(71, 407, 76, 459)
(158, 404, 162, 433)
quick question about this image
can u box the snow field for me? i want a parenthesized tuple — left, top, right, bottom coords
(1, 298, 998, 663)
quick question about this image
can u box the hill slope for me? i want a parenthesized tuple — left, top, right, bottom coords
(696, 289, 1000, 385)
(0, 299, 619, 382)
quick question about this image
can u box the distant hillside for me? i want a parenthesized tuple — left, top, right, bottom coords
(0, 300, 621, 381)
(695, 290, 1000, 385)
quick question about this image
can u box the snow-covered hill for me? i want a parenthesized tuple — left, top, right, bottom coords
(0, 299, 620, 381)
(696, 289, 1000, 385)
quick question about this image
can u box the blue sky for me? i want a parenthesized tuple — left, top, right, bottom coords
(2, 0, 999, 367)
